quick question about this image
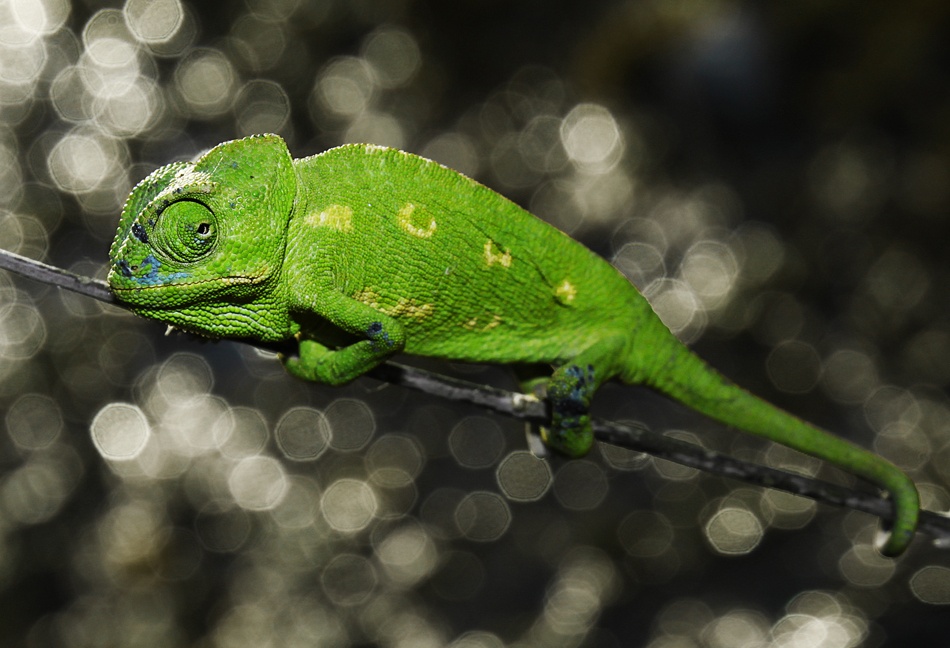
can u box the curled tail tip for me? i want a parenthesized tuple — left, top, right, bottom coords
(874, 488, 920, 557)
(876, 527, 913, 557)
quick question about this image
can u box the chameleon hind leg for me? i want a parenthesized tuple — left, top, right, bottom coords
(518, 335, 628, 458)
(544, 362, 598, 457)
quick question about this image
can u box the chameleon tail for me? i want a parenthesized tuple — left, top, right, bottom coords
(634, 337, 919, 556)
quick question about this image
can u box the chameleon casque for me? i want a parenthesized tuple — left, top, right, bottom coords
(108, 134, 919, 556)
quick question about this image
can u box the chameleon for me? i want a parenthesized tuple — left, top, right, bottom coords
(107, 133, 919, 556)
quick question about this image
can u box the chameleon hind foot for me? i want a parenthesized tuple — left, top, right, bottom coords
(542, 363, 597, 458)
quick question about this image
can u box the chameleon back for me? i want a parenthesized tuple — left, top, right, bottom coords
(287, 144, 657, 368)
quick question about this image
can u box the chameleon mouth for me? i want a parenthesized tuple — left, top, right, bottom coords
(109, 275, 258, 292)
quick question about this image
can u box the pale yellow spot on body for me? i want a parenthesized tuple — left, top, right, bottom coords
(352, 289, 433, 320)
(555, 279, 577, 304)
(389, 298, 434, 319)
(462, 314, 502, 332)
(397, 203, 437, 238)
(484, 240, 512, 268)
(352, 288, 382, 310)
(306, 204, 353, 232)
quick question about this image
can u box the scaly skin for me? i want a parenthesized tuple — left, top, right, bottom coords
(108, 134, 919, 556)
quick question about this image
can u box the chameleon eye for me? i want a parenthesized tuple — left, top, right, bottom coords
(157, 199, 217, 262)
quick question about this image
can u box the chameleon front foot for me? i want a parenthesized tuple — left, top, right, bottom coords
(281, 339, 335, 382)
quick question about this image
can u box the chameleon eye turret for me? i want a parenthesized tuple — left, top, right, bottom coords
(154, 199, 217, 263)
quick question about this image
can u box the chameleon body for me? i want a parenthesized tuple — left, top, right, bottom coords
(108, 134, 918, 556)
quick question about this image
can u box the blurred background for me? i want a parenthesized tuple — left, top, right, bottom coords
(1, 0, 949, 645)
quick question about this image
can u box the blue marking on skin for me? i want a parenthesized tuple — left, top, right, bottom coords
(231, 161, 239, 169)
(117, 259, 132, 277)
(126, 254, 190, 286)
(367, 321, 393, 349)
(563, 364, 595, 401)
(550, 364, 596, 422)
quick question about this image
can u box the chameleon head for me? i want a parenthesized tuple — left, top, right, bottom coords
(108, 134, 297, 340)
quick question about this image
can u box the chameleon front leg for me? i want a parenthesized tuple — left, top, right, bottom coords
(283, 293, 406, 386)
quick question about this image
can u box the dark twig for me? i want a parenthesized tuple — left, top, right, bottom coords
(2, 247, 948, 547)
(0, 248, 115, 304)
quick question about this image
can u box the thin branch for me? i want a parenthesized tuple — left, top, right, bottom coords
(3, 246, 948, 547)
(0, 248, 115, 304)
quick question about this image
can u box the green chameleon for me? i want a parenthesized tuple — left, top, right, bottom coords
(108, 134, 918, 556)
